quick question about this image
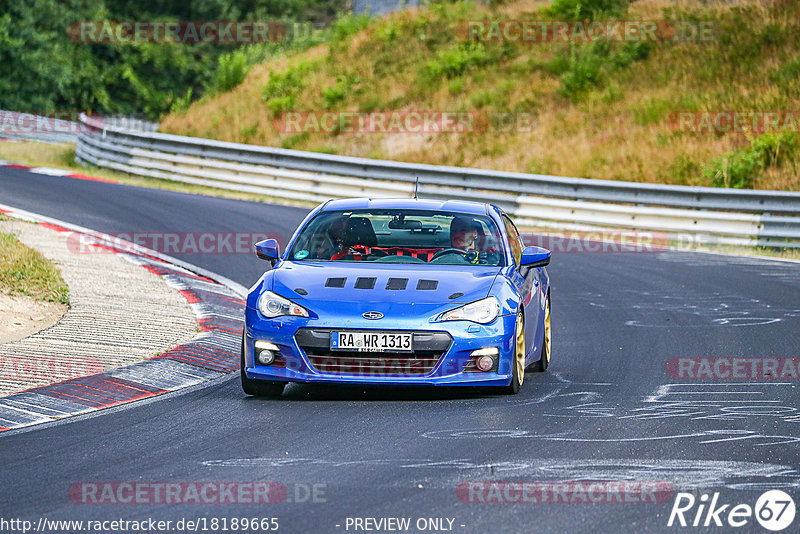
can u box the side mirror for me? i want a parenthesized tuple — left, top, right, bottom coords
(520, 246, 551, 268)
(255, 239, 280, 266)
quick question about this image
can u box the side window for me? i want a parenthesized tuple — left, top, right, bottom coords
(502, 215, 523, 266)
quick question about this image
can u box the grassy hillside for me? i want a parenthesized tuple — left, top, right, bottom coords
(160, 0, 800, 190)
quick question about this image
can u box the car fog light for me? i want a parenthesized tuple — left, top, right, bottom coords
(254, 341, 280, 366)
(476, 355, 495, 372)
(257, 350, 276, 365)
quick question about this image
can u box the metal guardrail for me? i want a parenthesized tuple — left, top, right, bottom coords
(0, 110, 158, 144)
(76, 113, 800, 249)
(94, 116, 160, 133)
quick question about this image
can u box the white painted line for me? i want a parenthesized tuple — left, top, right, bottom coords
(28, 167, 73, 176)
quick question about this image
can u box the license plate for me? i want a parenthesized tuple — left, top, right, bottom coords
(330, 331, 413, 352)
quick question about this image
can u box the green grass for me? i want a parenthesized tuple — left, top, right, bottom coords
(0, 231, 69, 303)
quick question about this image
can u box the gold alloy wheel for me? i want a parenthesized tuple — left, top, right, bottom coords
(543, 297, 551, 367)
(515, 312, 525, 386)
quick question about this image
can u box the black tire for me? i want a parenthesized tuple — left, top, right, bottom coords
(499, 311, 525, 395)
(529, 295, 551, 373)
(240, 333, 286, 397)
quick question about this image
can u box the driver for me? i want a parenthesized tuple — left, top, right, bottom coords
(450, 216, 480, 251)
(449, 217, 483, 264)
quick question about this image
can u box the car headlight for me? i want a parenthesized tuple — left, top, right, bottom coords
(257, 290, 309, 318)
(438, 297, 500, 324)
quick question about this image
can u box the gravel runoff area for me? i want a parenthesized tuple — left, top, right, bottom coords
(0, 218, 199, 396)
(0, 293, 67, 345)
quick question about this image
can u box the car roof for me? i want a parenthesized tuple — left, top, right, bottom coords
(321, 198, 492, 216)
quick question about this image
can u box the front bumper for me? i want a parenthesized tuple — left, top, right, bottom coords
(243, 306, 516, 387)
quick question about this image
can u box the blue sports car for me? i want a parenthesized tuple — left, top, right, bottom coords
(242, 198, 551, 396)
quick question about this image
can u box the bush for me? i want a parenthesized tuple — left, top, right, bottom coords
(209, 50, 249, 94)
(559, 44, 606, 98)
(331, 13, 371, 43)
(376, 20, 401, 42)
(266, 95, 295, 113)
(558, 41, 651, 100)
(170, 87, 193, 113)
(322, 74, 359, 108)
(426, 42, 492, 78)
(704, 131, 798, 188)
(262, 61, 317, 113)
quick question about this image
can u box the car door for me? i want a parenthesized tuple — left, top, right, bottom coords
(501, 215, 536, 360)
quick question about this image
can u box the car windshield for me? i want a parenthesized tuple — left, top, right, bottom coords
(289, 209, 507, 266)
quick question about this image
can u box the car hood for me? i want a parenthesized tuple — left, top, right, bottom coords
(272, 261, 499, 305)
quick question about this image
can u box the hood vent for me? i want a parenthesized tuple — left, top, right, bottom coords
(323, 277, 440, 292)
(416, 280, 438, 291)
(355, 277, 377, 289)
(386, 278, 408, 290)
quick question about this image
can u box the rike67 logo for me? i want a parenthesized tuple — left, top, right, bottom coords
(668, 490, 796, 531)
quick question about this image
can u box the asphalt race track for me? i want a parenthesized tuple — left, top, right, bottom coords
(2, 169, 800, 533)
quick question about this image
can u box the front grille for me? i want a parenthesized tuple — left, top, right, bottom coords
(295, 329, 452, 376)
(304, 351, 441, 375)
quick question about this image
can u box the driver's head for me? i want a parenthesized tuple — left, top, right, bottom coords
(450, 216, 480, 250)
